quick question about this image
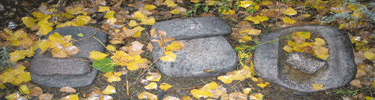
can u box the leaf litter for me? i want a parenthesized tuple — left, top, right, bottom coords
(1, 0, 375, 99)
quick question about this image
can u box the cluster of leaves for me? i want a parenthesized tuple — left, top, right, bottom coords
(282, 31, 329, 60)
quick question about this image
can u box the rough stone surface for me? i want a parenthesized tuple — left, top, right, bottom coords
(151, 16, 231, 40)
(285, 52, 326, 74)
(30, 26, 107, 87)
(253, 25, 356, 92)
(152, 36, 237, 77)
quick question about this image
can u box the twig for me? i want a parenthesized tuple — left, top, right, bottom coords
(72, 30, 98, 43)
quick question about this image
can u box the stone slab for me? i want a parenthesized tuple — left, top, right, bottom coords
(152, 36, 237, 77)
(285, 52, 326, 74)
(253, 25, 356, 92)
(30, 69, 98, 88)
(151, 16, 231, 40)
(30, 57, 91, 75)
(30, 26, 107, 87)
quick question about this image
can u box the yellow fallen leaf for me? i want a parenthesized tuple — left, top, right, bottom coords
(190, 89, 212, 99)
(65, 94, 79, 100)
(160, 83, 173, 90)
(313, 46, 329, 60)
(201, 81, 219, 91)
(147, 42, 154, 52)
(282, 17, 296, 24)
(312, 83, 324, 90)
(164, 0, 177, 7)
(145, 4, 157, 10)
(106, 17, 117, 25)
(284, 7, 297, 15)
(166, 41, 183, 51)
(364, 51, 375, 60)
(0, 84, 5, 89)
(256, 82, 269, 89)
(295, 31, 311, 39)
(99, 6, 110, 12)
(238, 1, 254, 8)
(90, 51, 108, 60)
(246, 29, 261, 35)
(71, 15, 91, 26)
(140, 17, 156, 25)
(283, 45, 293, 53)
(241, 35, 252, 41)
(146, 72, 161, 82)
(56, 21, 72, 28)
(128, 20, 138, 27)
(191, 0, 200, 3)
(5, 93, 20, 100)
(242, 88, 252, 94)
(103, 71, 122, 82)
(261, 0, 271, 5)
(39, 25, 53, 35)
(314, 38, 326, 46)
(244, 15, 269, 24)
(19, 85, 30, 94)
(133, 26, 145, 32)
(104, 11, 115, 18)
(145, 82, 158, 90)
(161, 51, 177, 62)
(106, 45, 116, 51)
(138, 91, 158, 100)
(67, 7, 83, 15)
(170, 9, 180, 14)
(22, 17, 35, 28)
(218, 75, 233, 84)
(219, 9, 236, 15)
(102, 85, 116, 94)
(249, 93, 263, 100)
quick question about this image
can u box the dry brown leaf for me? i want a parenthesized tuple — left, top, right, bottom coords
(162, 37, 175, 43)
(29, 87, 43, 96)
(39, 93, 53, 100)
(147, 42, 154, 52)
(60, 86, 76, 93)
(150, 28, 157, 38)
(65, 46, 80, 55)
(123, 29, 138, 37)
(229, 92, 247, 100)
(350, 79, 362, 88)
(158, 30, 167, 36)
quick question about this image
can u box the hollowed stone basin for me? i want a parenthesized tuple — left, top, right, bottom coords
(253, 25, 356, 92)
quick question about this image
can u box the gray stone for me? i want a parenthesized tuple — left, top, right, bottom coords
(151, 17, 231, 40)
(285, 52, 326, 74)
(253, 25, 356, 92)
(152, 36, 237, 77)
(30, 57, 91, 75)
(30, 26, 107, 87)
(30, 68, 98, 88)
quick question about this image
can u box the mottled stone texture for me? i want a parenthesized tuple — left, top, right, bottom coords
(151, 17, 237, 77)
(152, 36, 237, 77)
(30, 26, 107, 87)
(285, 52, 326, 74)
(151, 16, 231, 40)
(253, 25, 356, 92)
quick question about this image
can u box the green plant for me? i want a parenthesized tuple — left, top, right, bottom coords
(91, 57, 115, 73)
(186, 3, 211, 16)
(0, 46, 14, 71)
(334, 86, 370, 97)
(186, 0, 242, 16)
